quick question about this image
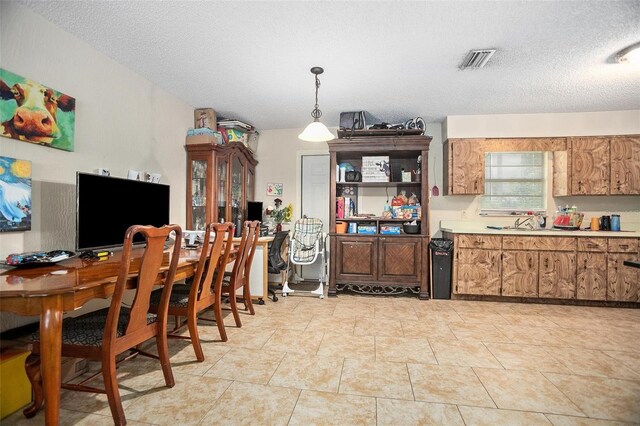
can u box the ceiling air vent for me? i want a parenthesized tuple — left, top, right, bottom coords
(459, 49, 496, 70)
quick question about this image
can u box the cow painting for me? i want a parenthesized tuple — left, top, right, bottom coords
(0, 68, 75, 151)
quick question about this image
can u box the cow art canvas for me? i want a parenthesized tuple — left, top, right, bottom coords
(0, 156, 32, 232)
(0, 68, 75, 151)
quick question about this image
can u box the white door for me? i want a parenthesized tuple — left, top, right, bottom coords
(300, 155, 329, 280)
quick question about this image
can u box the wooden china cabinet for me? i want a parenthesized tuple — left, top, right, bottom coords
(185, 142, 257, 232)
(327, 133, 432, 299)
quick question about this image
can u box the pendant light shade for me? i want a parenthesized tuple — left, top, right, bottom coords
(298, 120, 335, 142)
(299, 66, 334, 142)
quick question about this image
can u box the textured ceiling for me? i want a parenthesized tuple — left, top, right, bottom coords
(18, 0, 640, 130)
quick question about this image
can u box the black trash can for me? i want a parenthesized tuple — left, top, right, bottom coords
(429, 238, 454, 299)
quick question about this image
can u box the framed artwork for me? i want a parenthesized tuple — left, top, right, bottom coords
(266, 182, 283, 196)
(0, 156, 32, 232)
(0, 68, 76, 151)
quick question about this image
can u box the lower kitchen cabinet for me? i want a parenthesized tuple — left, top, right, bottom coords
(539, 252, 576, 299)
(576, 252, 607, 300)
(502, 251, 538, 297)
(446, 232, 639, 304)
(456, 248, 501, 295)
(607, 253, 639, 302)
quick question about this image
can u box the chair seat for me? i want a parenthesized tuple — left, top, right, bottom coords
(151, 284, 215, 309)
(33, 308, 157, 347)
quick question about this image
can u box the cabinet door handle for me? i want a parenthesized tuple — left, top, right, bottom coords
(528, 257, 533, 268)
(619, 244, 629, 249)
(474, 180, 478, 191)
(475, 241, 485, 245)
(586, 243, 597, 248)
(544, 258, 549, 268)
(583, 259, 588, 270)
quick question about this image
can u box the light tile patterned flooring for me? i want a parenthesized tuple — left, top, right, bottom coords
(6, 293, 640, 425)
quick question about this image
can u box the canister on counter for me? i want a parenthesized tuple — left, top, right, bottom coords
(590, 217, 600, 231)
(611, 214, 621, 231)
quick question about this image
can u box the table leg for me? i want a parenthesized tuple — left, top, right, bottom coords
(40, 296, 63, 425)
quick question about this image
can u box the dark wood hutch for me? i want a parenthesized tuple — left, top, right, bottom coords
(327, 133, 432, 299)
(185, 142, 257, 231)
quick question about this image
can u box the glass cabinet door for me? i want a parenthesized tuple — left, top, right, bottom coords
(231, 156, 244, 230)
(247, 168, 254, 202)
(217, 158, 228, 222)
(190, 159, 207, 230)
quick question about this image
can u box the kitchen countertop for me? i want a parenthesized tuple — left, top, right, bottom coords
(440, 220, 640, 238)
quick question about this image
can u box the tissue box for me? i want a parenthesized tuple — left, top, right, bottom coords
(380, 224, 401, 235)
(357, 225, 377, 234)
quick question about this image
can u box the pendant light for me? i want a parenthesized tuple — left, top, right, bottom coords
(298, 66, 335, 142)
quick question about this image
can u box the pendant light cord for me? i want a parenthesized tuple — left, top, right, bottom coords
(312, 74, 322, 120)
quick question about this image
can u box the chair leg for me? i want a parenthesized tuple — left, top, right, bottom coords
(187, 309, 204, 362)
(157, 329, 175, 388)
(22, 353, 44, 418)
(228, 292, 242, 327)
(213, 302, 228, 342)
(102, 357, 126, 426)
(243, 284, 255, 315)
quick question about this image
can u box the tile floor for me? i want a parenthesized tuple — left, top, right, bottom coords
(5, 292, 640, 425)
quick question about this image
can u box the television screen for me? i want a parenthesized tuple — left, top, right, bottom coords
(76, 173, 170, 251)
(246, 201, 263, 222)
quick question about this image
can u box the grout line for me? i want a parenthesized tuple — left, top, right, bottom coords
(470, 367, 499, 409)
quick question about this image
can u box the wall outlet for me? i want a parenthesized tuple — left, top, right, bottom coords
(95, 168, 110, 176)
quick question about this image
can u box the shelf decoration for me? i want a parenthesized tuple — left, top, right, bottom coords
(267, 182, 283, 196)
(0, 156, 32, 232)
(0, 68, 75, 151)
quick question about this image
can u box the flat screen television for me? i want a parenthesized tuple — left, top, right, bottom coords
(76, 172, 170, 251)
(246, 201, 263, 222)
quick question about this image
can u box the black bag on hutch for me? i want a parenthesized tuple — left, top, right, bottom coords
(339, 111, 366, 130)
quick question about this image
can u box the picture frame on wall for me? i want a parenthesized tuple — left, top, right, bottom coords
(266, 182, 283, 196)
(0, 156, 32, 232)
(0, 68, 76, 152)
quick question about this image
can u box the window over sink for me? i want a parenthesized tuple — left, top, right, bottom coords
(481, 152, 546, 212)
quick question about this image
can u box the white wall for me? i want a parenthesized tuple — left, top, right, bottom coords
(254, 128, 330, 222)
(0, 3, 193, 331)
(430, 110, 640, 236)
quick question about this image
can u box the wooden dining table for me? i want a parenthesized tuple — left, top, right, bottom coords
(0, 246, 204, 425)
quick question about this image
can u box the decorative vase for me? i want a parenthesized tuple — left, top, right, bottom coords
(276, 223, 282, 232)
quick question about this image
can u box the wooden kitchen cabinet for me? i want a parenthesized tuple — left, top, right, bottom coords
(456, 248, 501, 295)
(610, 135, 640, 195)
(576, 237, 607, 300)
(607, 238, 639, 302)
(444, 139, 485, 195)
(539, 252, 576, 299)
(570, 137, 610, 195)
(502, 251, 538, 297)
(453, 234, 501, 295)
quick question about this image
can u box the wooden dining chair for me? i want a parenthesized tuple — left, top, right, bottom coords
(221, 220, 260, 327)
(23, 224, 182, 426)
(150, 222, 234, 361)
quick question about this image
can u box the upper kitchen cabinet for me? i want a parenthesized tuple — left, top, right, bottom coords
(555, 135, 640, 196)
(570, 137, 610, 195)
(443, 138, 485, 195)
(185, 142, 257, 231)
(610, 135, 640, 195)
